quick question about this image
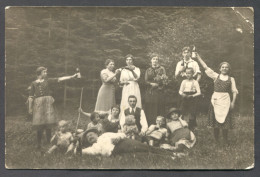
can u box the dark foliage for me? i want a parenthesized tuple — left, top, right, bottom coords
(5, 7, 254, 115)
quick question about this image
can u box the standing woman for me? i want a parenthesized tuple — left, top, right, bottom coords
(120, 54, 142, 111)
(95, 59, 121, 114)
(196, 53, 238, 144)
(28, 67, 77, 149)
(144, 54, 167, 126)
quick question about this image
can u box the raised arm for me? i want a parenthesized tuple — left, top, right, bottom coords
(196, 53, 208, 70)
(101, 69, 120, 83)
(58, 74, 77, 82)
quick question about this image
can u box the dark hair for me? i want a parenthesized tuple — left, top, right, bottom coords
(105, 59, 114, 67)
(128, 95, 137, 101)
(111, 105, 121, 114)
(90, 112, 99, 121)
(185, 67, 194, 74)
(219, 62, 231, 74)
(36, 67, 47, 76)
(150, 53, 159, 59)
(182, 46, 191, 53)
(125, 54, 133, 59)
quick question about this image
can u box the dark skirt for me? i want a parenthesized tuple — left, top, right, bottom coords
(144, 89, 165, 126)
(208, 103, 234, 129)
(169, 128, 191, 146)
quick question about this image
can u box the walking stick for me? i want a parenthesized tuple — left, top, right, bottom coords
(76, 87, 84, 131)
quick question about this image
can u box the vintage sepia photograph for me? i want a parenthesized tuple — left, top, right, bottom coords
(5, 6, 254, 169)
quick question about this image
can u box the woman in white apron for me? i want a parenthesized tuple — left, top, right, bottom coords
(196, 53, 238, 144)
(119, 54, 142, 112)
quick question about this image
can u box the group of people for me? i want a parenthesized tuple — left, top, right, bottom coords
(28, 46, 238, 158)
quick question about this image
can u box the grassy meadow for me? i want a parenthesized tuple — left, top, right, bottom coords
(5, 108, 254, 169)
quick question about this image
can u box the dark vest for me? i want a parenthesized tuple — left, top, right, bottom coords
(124, 107, 142, 131)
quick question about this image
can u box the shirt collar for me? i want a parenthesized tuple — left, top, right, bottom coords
(184, 58, 194, 64)
(129, 107, 136, 112)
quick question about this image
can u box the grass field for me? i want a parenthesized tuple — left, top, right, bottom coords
(5, 109, 254, 169)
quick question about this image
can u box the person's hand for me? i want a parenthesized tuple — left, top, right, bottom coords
(78, 108, 83, 113)
(139, 131, 145, 136)
(181, 94, 187, 98)
(150, 83, 159, 88)
(124, 81, 130, 86)
(28, 108, 33, 115)
(72, 73, 78, 78)
(230, 102, 235, 110)
(115, 69, 121, 74)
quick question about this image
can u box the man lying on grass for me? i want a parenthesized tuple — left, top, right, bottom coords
(80, 127, 180, 158)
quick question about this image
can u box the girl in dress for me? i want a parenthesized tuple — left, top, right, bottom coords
(28, 67, 77, 149)
(144, 54, 167, 126)
(120, 54, 142, 112)
(179, 67, 201, 131)
(95, 59, 121, 114)
(196, 53, 238, 144)
(79, 105, 121, 133)
(160, 108, 196, 152)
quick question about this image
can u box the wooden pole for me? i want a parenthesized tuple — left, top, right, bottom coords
(76, 87, 84, 131)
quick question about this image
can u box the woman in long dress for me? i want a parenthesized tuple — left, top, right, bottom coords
(196, 53, 238, 144)
(95, 59, 120, 114)
(120, 54, 142, 112)
(144, 54, 167, 126)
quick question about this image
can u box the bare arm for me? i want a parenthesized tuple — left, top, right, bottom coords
(196, 53, 208, 70)
(58, 74, 77, 82)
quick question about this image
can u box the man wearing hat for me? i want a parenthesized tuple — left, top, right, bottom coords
(81, 127, 177, 158)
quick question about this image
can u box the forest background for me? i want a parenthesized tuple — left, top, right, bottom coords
(5, 7, 254, 116)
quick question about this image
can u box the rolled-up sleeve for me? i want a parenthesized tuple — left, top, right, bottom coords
(205, 67, 218, 81)
(179, 80, 185, 95)
(82, 143, 102, 155)
(231, 77, 239, 94)
(175, 62, 181, 77)
(140, 110, 148, 132)
(134, 67, 141, 80)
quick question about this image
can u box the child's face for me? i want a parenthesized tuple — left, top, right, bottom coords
(170, 112, 179, 120)
(186, 69, 193, 79)
(126, 116, 135, 125)
(111, 107, 120, 117)
(59, 125, 67, 133)
(93, 114, 100, 124)
(156, 117, 164, 128)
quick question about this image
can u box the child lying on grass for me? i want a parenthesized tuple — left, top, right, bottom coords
(145, 116, 168, 147)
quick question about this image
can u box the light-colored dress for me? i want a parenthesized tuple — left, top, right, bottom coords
(95, 69, 117, 114)
(205, 67, 238, 128)
(120, 66, 142, 111)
